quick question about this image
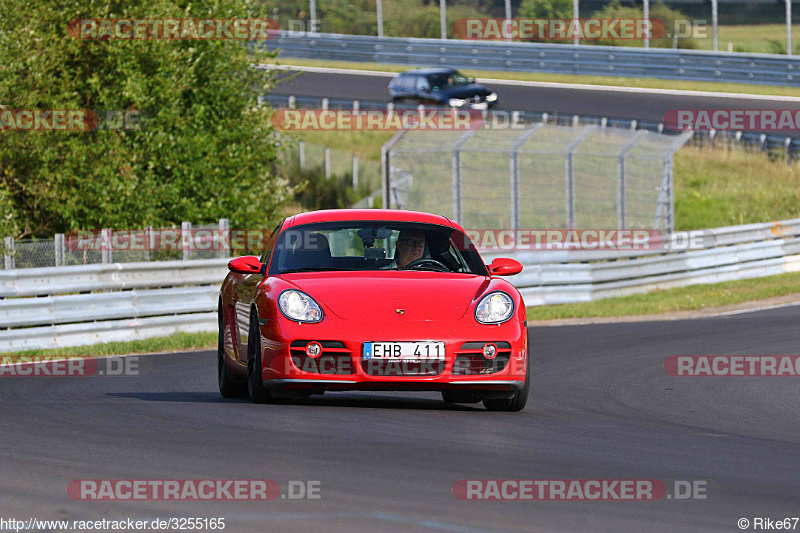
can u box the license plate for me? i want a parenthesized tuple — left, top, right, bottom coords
(363, 342, 445, 360)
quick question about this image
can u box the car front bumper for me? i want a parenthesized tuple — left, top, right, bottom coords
(257, 317, 527, 392)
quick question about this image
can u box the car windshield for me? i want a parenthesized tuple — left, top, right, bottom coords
(269, 221, 488, 275)
(428, 72, 470, 91)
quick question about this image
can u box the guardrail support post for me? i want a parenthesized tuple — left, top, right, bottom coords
(381, 129, 408, 209)
(509, 124, 543, 232)
(324, 147, 331, 178)
(54, 234, 65, 267)
(299, 141, 305, 170)
(182, 221, 192, 261)
(787, 0, 793, 56)
(147, 225, 154, 261)
(617, 130, 647, 231)
(377, 0, 384, 37)
(439, 0, 447, 40)
(564, 126, 595, 229)
(3, 237, 14, 270)
(452, 130, 478, 225)
(218, 219, 230, 259)
(288, 95, 296, 109)
(712, 0, 719, 52)
(101, 229, 112, 264)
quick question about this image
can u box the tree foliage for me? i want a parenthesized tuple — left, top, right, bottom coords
(518, 0, 572, 19)
(0, 0, 293, 238)
(253, 0, 487, 39)
(586, 1, 697, 49)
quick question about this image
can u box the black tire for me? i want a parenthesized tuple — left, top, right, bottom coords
(483, 350, 530, 412)
(246, 311, 273, 404)
(218, 305, 247, 398)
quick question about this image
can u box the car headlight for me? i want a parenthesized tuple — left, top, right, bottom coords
(448, 98, 467, 107)
(475, 292, 514, 324)
(486, 92, 498, 102)
(278, 290, 323, 323)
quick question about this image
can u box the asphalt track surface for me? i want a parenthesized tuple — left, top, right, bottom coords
(3, 305, 800, 532)
(271, 69, 800, 129)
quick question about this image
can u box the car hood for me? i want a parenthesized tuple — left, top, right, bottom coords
(434, 84, 492, 99)
(281, 272, 491, 320)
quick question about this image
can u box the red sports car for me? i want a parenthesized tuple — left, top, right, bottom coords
(217, 209, 529, 411)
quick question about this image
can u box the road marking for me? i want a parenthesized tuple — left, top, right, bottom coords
(262, 64, 800, 102)
(710, 300, 800, 317)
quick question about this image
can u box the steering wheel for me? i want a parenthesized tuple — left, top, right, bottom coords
(403, 258, 450, 272)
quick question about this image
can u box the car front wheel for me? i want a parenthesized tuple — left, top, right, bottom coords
(483, 350, 530, 412)
(246, 311, 273, 404)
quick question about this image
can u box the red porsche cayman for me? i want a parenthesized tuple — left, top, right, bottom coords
(217, 209, 529, 411)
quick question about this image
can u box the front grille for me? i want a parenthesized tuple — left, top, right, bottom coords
(290, 340, 354, 375)
(360, 359, 445, 377)
(452, 342, 511, 375)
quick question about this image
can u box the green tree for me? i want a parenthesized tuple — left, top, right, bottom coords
(587, 1, 697, 49)
(518, 0, 572, 19)
(0, 182, 19, 246)
(0, 0, 293, 237)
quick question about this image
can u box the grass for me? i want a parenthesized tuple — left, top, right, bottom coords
(290, 130, 800, 230)
(696, 24, 800, 54)
(281, 130, 393, 162)
(273, 57, 800, 98)
(674, 145, 800, 230)
(2, 331, 216, 358)
(526, 271, 800, 321)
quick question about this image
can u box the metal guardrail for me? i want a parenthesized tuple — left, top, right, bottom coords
(2, 218, 799, 352)
(262, 93, 800, 160)
(0, 258, 228, 297)
(260, 32, 800, 87)
(0, 259, 228, 352)
(482, 217, 800, 305)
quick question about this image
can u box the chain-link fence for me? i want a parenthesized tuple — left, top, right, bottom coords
(278, 141, 381, 194)
(384, 123, 692, 232)
(3, 221, 232, 270)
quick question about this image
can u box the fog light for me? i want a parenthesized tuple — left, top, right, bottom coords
(483, 343, 497, 359)
(306, 342, 322, 358)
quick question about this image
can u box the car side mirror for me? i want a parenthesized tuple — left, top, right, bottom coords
(228, 256, 266, 275)
(487, 258, 522, 276)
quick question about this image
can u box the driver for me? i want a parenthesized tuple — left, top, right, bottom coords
(388, 229, 426, 269)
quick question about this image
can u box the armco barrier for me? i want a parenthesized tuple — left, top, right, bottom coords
(2, 219, 800, 352)
(482, 218, 800, 306)
(263, 94, 800, 161)
(0, 259, 228, 352)
(260, 32, 800, 87)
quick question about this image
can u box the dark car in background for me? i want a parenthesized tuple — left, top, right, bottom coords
(387, 67, 498, 109)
